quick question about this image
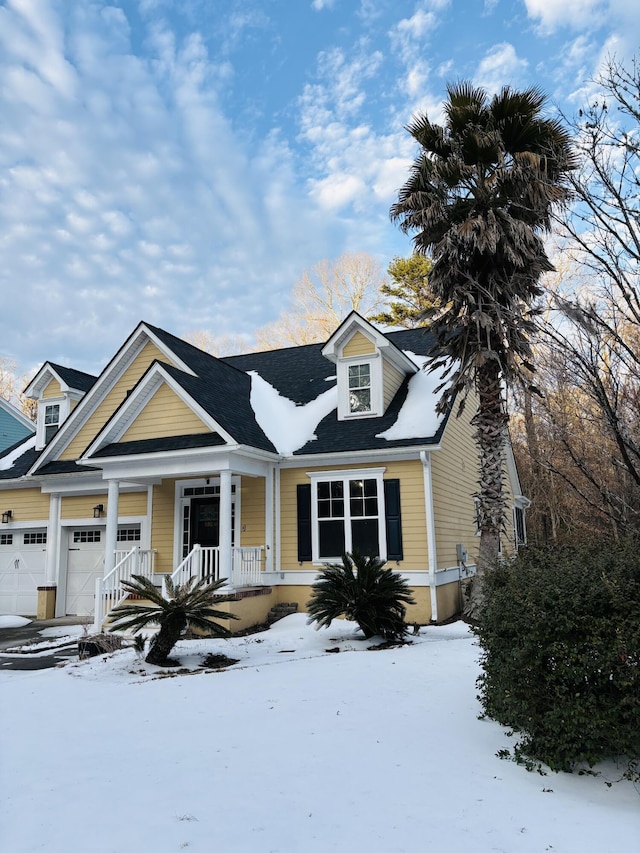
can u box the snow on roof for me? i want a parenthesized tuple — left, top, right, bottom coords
(249, 371, 338, 455)
(376, 352, 445, 441)
(0, 435, 36, 471)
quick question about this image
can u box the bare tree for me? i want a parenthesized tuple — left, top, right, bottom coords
(547, 54, 640, 531)
(254, 252, 389, 350)
(183, 330, 253, 358)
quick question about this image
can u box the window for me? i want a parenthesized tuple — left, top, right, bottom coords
(348, 364, 371, 414)
(44, 403, 61, 443)
(73, 530, 101, 543)
(308, 468, 388, 562)
(24, 531, 47, 545)
(0, 534, 13, 546)
(514, 506, 526, 548)
(117, 527, 141, 542)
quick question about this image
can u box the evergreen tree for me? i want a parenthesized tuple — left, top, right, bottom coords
(369, 254, 434, 328)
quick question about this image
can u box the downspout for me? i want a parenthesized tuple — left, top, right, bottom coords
(274, 465, 281, 573)
(420, 450, 438, 623)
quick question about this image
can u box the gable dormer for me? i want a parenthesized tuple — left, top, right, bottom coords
(322, 313, 418, 421)
(24, 363, 97, 451)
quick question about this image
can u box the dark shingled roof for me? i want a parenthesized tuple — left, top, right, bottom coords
(0, 437, 41, 480)
(92, 432, 226, 458)
(48, 362, 97, 393)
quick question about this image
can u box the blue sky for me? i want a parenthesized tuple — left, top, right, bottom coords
(1, 0, 637, 376)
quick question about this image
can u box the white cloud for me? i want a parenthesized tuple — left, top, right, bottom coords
(475, 43, 529, 93)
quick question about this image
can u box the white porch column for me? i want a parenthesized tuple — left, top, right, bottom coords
(104, 480, 120, 575)
(219, 470, 233, 584)
(265, 466, 274, 572)
(44, 493, 61, 585)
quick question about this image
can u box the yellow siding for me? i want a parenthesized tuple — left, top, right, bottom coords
(119, 492, 148, 516)
(42, 378, 62, 399)
(1, 488, 49, 522)
(431, 396, 520, 567)
(382, 359, 405, 410)
(60, 491, 147, 520)
(275, 583, 433, 624)
(342, 331, 375, 357)
(150, 479, 177, 574)
(60, 340, 174, 461)
(120, 383, 209, 442)
(239, 476, 265, 548)
(431, 399, 480, 568)
(279, 459, 428, 572)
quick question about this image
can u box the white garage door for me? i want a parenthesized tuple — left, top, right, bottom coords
(0, 529, 47, 616)
(65, 529, 104, 617)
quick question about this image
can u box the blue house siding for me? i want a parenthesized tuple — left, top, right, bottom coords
(0, 405, 35, 453)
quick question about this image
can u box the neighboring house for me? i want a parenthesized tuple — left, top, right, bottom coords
(0, 397, 35, 454)
(0, 313, 528, 625)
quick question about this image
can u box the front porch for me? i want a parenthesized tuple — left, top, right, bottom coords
(93, 543, 267, 630)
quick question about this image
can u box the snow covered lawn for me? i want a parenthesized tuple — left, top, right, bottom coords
(0, 616, 637, 853)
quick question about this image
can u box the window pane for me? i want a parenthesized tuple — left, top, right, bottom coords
(349, 480, 364, 497)
(363, 479, 377, 497)
(45, 425, 59, 443)
(351, 519, 379, 557)
(317, 481, 330, 499)
(44, 404, 60, 425)
(319, 520, 345, 558)
(349, 389, 371, 413)
(350, 497, 364, 517)
(330, 481, 343, 499)
(364, 497, 378, 516)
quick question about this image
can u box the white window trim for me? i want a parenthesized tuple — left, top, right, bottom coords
(307, 467, 387, 564)
(513, 504, 527, 549)
(337, 355, 383, 420)
(36, 396, 70, 450)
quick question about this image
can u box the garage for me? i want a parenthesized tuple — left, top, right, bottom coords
(65, 528, 105, 617)
(0, 529, 47, 616)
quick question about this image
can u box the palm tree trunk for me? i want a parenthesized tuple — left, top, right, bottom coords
(465, 360, 508, 621)
(145, 613, 187, 665)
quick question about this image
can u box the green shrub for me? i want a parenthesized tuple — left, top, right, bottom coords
(474, 540, 640, 780)
(307, 551, 415, 641)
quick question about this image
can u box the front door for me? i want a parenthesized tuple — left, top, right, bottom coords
(190, 498, 220, 549)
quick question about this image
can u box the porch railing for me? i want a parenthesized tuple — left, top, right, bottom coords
(170, 545, 264, 589)
(94, 547, 156, 630)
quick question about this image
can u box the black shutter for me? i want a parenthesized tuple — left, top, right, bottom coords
(384, 479, 403, 561)
(297, 483, 312, 562)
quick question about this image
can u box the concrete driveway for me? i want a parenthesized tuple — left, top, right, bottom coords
(0, 617, 84, 670)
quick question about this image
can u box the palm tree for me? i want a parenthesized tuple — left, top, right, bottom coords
(108, 574, 239, 665)
(307, 551, 415, 641)
(391, 82, 576, 618)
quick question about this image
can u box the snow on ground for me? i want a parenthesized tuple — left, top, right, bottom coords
(0, 615, 31, 628)
(0, 616, 637, 853)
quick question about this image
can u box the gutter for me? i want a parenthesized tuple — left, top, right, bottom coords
(420, 450, 438, 623)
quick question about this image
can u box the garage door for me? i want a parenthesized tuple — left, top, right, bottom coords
(0, 529, 47, 616)
(65, 529, 104, 617)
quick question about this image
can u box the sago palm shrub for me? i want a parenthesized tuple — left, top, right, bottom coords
(307, 552, 415, 641)
(108, 574, 239, 665)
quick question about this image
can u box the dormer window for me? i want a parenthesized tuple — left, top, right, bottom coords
(321, 312, 419, 422)
(44, 403, 61, 443)
(348, 364, 372, 414)
(35, 397, 70, 449)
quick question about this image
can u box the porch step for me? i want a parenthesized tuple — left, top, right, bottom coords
(267, 602, 299, 625)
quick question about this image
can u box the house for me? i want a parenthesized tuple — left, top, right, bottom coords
(0, 312, 528, 627)
(0, 397, 35, 454)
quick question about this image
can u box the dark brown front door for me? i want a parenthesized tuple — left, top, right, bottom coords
(190, 498, 220, 549)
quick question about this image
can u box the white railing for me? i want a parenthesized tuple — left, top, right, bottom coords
(170, 545, 264, 589)
(94, 547, 156, 630)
